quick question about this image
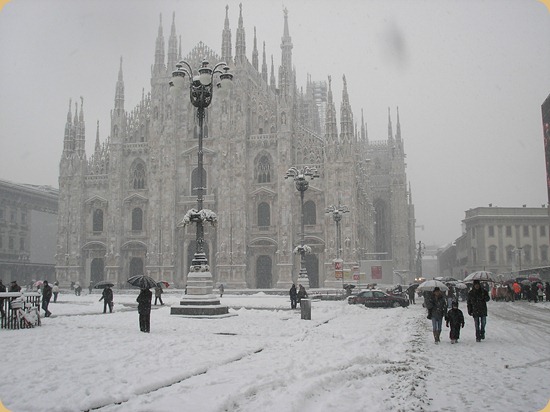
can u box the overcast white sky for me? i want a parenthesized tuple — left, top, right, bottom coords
(1, 0, 549, 247)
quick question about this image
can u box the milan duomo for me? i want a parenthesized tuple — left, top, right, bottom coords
(55, 5, 416, 289)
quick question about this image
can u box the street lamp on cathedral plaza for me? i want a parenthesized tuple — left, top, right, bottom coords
(169, 59, 233, 317)
(286, 166, 319, 288)
(326, 200, 349, 288)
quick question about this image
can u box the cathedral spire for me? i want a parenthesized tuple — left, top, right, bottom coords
(252, 27, 259, 71)
(63, 98, 73, 156)
(95, 120, 101, 154)
(235, 3, 246, 63)
(153, 14, 165, 75)
(114, 57, 124, 115)
(340, 74, 353, 145)
(361, 108, 368, 143)
(396, 106, 402, 142)
(76, 96, 86, 158)
(387, 107, 394, 142)
(167, 12, 178, 73)
(270, 54, 276, 91)
(279, 7, 293, 92)
(221, 5, 232, 64)
(325, 75, 338, 145)
(261, 41, 268, 83)
(281, 7, 293, 69)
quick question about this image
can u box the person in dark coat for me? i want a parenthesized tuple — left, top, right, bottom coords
(99, 286, 114, 313)
(88, 281, 94, 295)
(137, 288, 152, 332)
(406, 286, 416, 305)
(445, 300, 465, 344)
(467, 279, 490, 342)
(545, 282, 550, 302)
(289, 284, 298, 309)
(530, 283, 538, 303)
(42, 280, 53, 317)
(297, 284, 308, 307)
(425, 287, 447, 344)
(9, 281, 21, 293)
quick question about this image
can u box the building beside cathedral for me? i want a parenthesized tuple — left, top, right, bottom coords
(55, 6, 415, 289)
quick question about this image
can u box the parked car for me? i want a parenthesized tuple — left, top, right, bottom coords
(348, 289, 409, 308)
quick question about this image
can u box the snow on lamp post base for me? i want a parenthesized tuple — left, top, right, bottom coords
(171, 209, 232, 318)
(170, 264, 232, 317)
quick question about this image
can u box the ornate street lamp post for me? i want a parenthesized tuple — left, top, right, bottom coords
(326, 201, 349, 288)
(286, 166, 319, 288)
(170, 59, 233, 317)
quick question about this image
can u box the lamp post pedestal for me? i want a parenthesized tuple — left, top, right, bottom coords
(170, 266, 232, 317)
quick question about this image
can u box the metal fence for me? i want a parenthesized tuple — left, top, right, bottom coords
(0, 292, 41, 329)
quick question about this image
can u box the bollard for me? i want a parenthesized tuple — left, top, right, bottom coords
(300, 298, 311, 320)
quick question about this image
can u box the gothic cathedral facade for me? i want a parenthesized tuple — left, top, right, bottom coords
(55, 6, 416, 289)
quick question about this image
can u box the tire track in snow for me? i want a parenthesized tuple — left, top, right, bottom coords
(85, 347, 265, 411)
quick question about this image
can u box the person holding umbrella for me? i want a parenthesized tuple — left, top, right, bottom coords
(137, 287, 152, 333)
(467, 279, 490, 342)
(99, 286, 114, 313)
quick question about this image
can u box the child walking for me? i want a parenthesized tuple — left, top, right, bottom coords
(445, 300, 465, 344)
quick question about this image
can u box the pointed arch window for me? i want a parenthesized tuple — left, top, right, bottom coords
(191, 167, 207, 196)
(304, 200, 317, 225)
(258, 202, 270, 228)
(93, 209, 104, 233)
(132, 162, 146, 189)
(257, 155, 271, 183)
(132, 207, 143, 231)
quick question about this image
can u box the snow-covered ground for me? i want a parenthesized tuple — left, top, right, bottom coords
(0, 289, 549, 412)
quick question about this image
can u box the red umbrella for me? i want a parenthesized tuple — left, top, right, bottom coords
(157, 281, 170, 288)
(528, 274, 541, 282)
(33, 280, 44, 288)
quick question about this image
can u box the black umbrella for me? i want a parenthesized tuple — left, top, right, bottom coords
(127, 275, 158, 289)
(94, 280, 115, 289)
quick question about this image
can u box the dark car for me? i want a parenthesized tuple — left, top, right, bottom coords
(348, 290, 409, 308)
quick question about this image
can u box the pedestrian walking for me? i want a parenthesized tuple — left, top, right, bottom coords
(530, 283, 538, 303)
(289, 284, 297, 309)
(88, 281, 93, 295)
(99, 286, 114, 313)
(74, 282, 82, 296)
(425, 287, 447, 344)
(512, 282, 521, 300)
(218, 283, 224, 298)
(545, 282, 550, 302)
(42, 280, 53, 317)
(467, 279, 490, 342)
(407, 286, 416, 305)
(537, 284, 544, 302)
(137, 288, 152, 332)
(52, 282, 59, 303)
(445, 300, 465, 344)
(154, 285, 164, 306)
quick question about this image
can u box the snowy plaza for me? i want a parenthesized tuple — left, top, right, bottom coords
(0, 290, 549, 412)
